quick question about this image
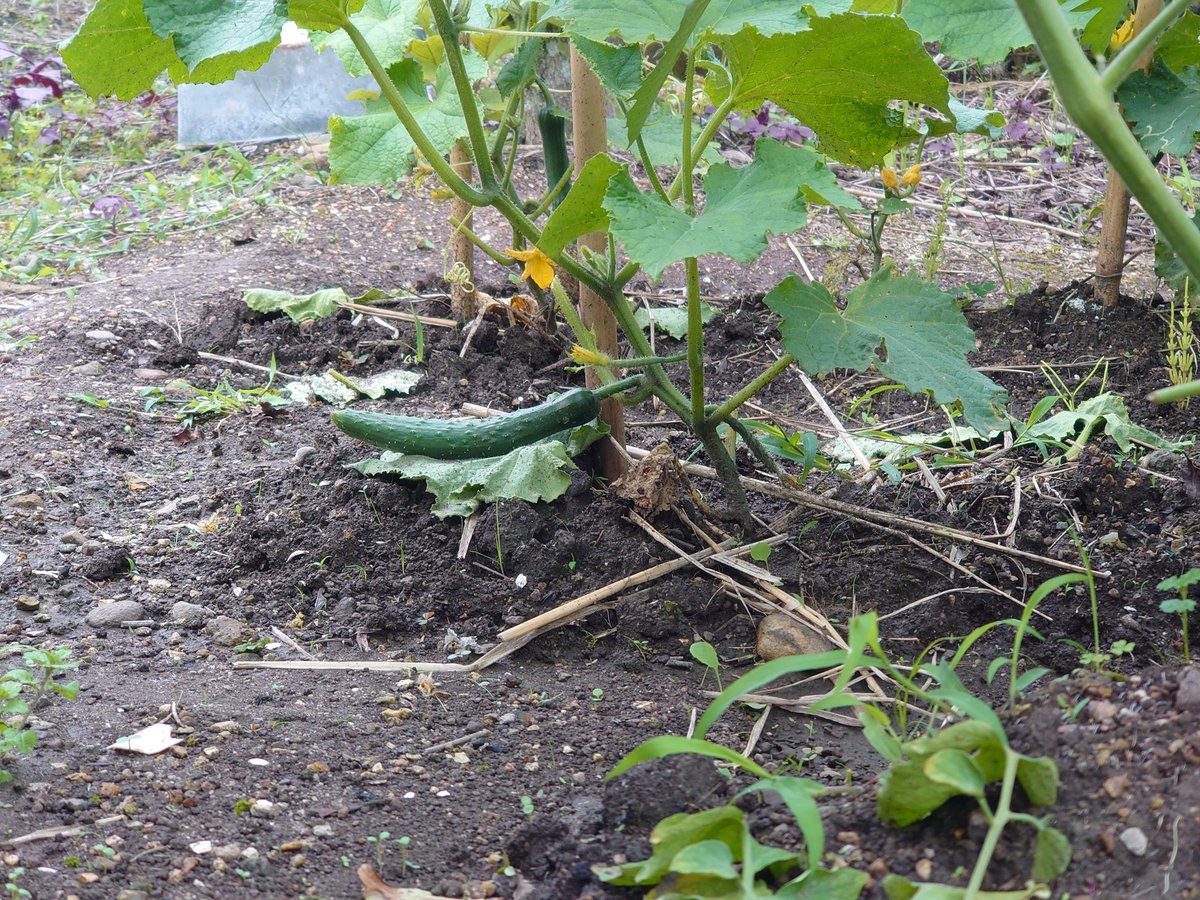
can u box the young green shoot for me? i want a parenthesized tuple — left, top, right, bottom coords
(1157, 568, 1200, 659)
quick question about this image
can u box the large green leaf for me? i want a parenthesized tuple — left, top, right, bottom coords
(1120, 61, 1200, 158)
(570, 34, 642, 97)
(63, 0, 360, 98)
(242, 287, 341, 322)
(143, 0, 285, 72)
(606, 111, 723, 169)
(315, 0, 421, 76)
(63, 0, 187, 99)
(329, 54, 487, 184)
(494, 36, 544, 97)
(708, 15, 951, 167)
(289, 0, 366, 30)
(1158, 12, 1200, 72)
(1074, 0, 1133, 54)
(903, 0, 1096, 65)
(1023, 392, 1189, 454)
(624, 0, 711, 145)
(549, 0, 852, 42)
(539, 153, 624, 257)
(765, 269, 1008, 432)
(603, 139, 848, 279)
(349, 441, 578, 518)
(594, 806, 746, 885)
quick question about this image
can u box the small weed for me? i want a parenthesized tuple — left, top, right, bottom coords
(520, 795, 535, 819)
(1157, 568, 1200, 659)
(4, 866, 30, 900)
(0, 645, 78, 783)
(366, 831, 417, 878)
(0, 323, 38, 352)
(1165, 286, 1197, 405)
(688, 639, 722, 691)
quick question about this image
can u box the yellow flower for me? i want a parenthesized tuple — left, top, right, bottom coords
(1111, 16, 1134, 50)
(901, 163, 922, 186)
(505, 247, 557, 289)
(881, 167, 899, 191)
(569, 344, 612, 367)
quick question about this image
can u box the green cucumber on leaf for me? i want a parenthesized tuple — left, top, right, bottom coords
(332, 376, 641, 460)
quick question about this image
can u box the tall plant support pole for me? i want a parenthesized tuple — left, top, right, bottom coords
(570, 46, 626, 480)
(1094, 0, 1162, 309)
(449, 140, 478, 320)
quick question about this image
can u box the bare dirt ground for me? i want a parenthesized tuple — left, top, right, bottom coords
(3, 7, 1200, 900)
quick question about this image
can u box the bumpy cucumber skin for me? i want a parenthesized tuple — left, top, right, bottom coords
(538, 106, 571, 206)
(332, 388, 600, 460)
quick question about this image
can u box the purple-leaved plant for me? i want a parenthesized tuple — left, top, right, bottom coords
(0, 42, 69, 143)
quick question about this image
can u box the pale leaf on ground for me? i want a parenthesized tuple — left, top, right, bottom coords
(108, 722, 182, 755)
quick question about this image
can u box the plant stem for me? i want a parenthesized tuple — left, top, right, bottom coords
(338, 16, 492, 207)
(427, 0, 499, 191)
(667, 93, 737, 202)
(448, 216, 513, 264)
(706, 353, 795, 426)
(459, 26, 565, 39)
(963, 752, 1020, 900)
(1099, 0, 1189, 93)
(1017, 0, 1200, 287)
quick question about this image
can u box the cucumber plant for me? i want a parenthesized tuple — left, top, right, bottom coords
(64, 0, 1016, 523)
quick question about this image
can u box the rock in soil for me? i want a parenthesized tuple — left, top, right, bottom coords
(85, 599, 146, 629)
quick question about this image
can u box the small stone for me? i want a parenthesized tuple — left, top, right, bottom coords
(249, 799, 277, 819)
(60, 530, 88, 546)
(146, 578, 171, 593)
(213, 844, 242, 861)
(914, 858, 933, 880)
(1141, 449, 1184, 475)
(16, 596, 39, 612)
(85, 329, 119, 345)
(86, 599, 146, 629)
(133, 368, 169, 381)
(204, 615, 245, 646)
(1103, 774, 1131, 800)
(208, 720, 239, 734)
(1175, 667, 1200, 711)
(169, 601, 211, 629)
(312, 824, 334, 838)
(6, 493, 43, 512)
(756, 612, 838, 660)
(1119, 827, 1148, 857)
(72, 360, 106, 375)
(1086, 700, 1119, 723)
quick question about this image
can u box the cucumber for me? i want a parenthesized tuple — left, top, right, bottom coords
(332, 388, 600, 460)
(538, 105, 571, 208)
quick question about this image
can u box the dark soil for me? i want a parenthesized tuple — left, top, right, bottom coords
(4, 9, 1200, 899)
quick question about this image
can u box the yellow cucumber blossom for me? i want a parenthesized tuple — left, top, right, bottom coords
(901, 163, 922, 186)
(881, 167, 899, 191)
(1111, 16, 1135, 50)
(569, 345, 612, 367)
(505, 247, 557, 289)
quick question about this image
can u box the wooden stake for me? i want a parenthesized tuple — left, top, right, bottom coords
(449, 140, 478, 321)
(570, 46, 626, 481)
(1094, 0, 1162, 308)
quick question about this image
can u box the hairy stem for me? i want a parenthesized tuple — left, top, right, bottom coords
(1017, 0, 1200, 287)
(339, 16, 492, 206)
(427, 0, 499, 190)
